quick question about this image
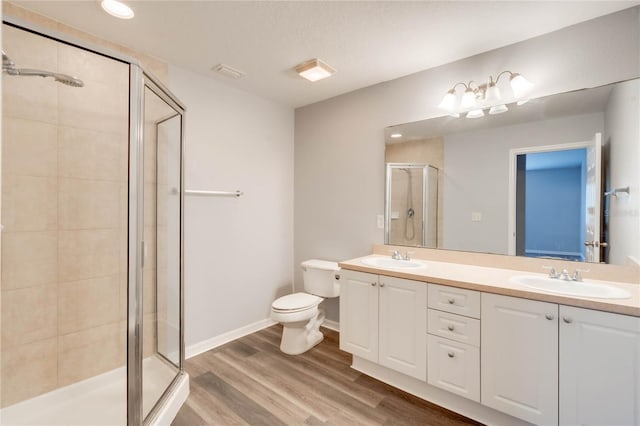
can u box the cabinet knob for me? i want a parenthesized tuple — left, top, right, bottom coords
(379, 282, 385, 287)
(563, 317, 573, 324)
(447, 298, 455, 304)
(545, 314, 555, 321)
(447, 325, 455, 331)
(447, 352, 455, 358)
(371, 282, 377, 287)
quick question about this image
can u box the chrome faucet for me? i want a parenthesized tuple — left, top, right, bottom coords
(391, 250, 402, 260)
(543, 265, 589, 281)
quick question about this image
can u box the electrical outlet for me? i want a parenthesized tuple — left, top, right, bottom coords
(377, 214, 385, 229)
(471, 212, 482, 222)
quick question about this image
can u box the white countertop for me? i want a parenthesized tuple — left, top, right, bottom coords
(339, 255, 640, 317)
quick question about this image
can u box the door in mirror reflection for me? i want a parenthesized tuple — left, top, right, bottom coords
(386, 164, 438, 248)
(513, 134, 602, 263)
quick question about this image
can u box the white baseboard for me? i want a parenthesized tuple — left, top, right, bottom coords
(321, 319, 339, 332)
(186, 318, 277, 359)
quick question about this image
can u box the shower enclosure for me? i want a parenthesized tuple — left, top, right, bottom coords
(385, 163, 439, 248)
(1, 18, 186, 425)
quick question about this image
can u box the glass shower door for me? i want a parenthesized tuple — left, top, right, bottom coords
(140, 82, 183, 420)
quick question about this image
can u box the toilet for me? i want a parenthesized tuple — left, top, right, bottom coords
(271, 259, 340, 355)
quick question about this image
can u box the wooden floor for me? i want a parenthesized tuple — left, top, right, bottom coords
(172, 325, 482, 425)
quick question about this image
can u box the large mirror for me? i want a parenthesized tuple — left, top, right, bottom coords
(385, 78, 639, 266)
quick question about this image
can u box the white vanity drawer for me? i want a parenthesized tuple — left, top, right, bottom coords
(427, 334, 480, 402)
(428, 309, 480, 347)
(428, 284, 480, 318)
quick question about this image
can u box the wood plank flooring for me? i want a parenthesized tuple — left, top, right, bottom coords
(172, 325, 483, 425)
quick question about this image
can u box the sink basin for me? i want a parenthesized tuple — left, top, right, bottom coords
(510, 275, 631, 299)
(361, 257, 425, 270)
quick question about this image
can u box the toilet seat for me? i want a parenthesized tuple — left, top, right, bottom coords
(272, 292, 322, 313)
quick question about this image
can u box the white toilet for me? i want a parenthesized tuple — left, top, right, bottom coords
(271, 259, 340, 355)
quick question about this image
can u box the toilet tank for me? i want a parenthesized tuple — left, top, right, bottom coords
(301, 259, 340, 298)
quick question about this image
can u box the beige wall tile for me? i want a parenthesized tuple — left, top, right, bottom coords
(1, 286, 57, 348)
(143, 225, 157, 271)
(2, 117, 58, 177)
(119, 272, 128, 321)
(59, 126, 127, 181)
(58, 178, 123, 230)
(58, 79, 128, 135)
(144, 122, 157, 184)
(1, 231, 57, 290)
(1, 338, 58, 407)
(58, 276, 119, 334)
(57, 42, 129, 87)
(142, 313, 156, 358)
(58, 229, 120, 282)
(143, 268, 156, 315)
(58, 322, 125, 387)
(1, 175, 57, 232)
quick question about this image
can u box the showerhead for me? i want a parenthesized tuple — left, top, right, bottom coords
(2, 51, 84, 87)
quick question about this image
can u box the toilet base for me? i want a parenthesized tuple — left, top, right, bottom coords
(279, 308, 325, 355)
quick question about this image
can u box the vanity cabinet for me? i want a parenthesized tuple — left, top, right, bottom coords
(481, 293, 559, 425)
(559, 305, 640, 426)
(339, 270, 427, 380)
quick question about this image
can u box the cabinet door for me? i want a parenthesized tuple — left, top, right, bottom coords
(481, 293, 558, 425)
(427, 335, 480, 402)
(378, 276, 427, 380)
(560, 305, 640, 426)
(339, 270, 379, 362)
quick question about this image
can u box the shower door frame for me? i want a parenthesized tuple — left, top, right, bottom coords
(1, 16, 187, 426)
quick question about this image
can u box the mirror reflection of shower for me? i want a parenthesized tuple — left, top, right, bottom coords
(400, 168, 416, 241)
(385, 163, 439, 248)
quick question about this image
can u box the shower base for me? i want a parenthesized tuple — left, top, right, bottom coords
(0, 356, 189, 425)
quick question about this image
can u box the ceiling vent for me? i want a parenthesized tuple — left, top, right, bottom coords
(212, 64, 245, 79)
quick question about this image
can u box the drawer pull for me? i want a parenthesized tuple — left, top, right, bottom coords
(371, 282, 376, 287)
(545, 314, 555, 321)
(379, 282, 385, 287)
(447, 351, 455, 358)
(447, 298, 455, 304)
(563, 317, 573, 324)
(447, 325, 455, 331)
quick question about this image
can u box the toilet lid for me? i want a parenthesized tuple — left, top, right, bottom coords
(272, 292, 322, 312)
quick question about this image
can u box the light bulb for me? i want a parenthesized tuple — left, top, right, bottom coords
(510, 73, 533, 98)
(438, 90, 456, 112)
(460, 87, 477, 109)
(489, 104, 508, 115)
(466, 109, 485, 118)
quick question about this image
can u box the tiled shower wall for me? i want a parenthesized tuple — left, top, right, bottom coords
(1, 25, 130, 407)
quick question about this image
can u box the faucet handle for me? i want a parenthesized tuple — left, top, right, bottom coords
(542, 266, 559, 278)
(391, 250, 401, 260)
(571, 268, 590, 282)
(403, 250, 414, 260)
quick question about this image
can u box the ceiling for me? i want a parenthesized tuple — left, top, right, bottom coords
(7, 1, 638, 108)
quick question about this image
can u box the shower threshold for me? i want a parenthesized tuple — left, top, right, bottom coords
(0, 355, 188, 425)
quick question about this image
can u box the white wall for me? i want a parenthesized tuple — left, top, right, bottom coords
(442, 112, 603, 255)
(295, 7, 640, 322)
(169, 65, 294, 349)
(604, 79, 640, 265)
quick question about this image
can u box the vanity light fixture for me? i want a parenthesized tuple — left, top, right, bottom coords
(100, 0, 134, 19)
(295, 58, 335, 82)
(438, 70, 533, 118)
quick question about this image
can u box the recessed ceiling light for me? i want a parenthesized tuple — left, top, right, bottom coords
(390, 133, 403, 138)
(295, 58, 335, 82)
(101, 0, 134, 19)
